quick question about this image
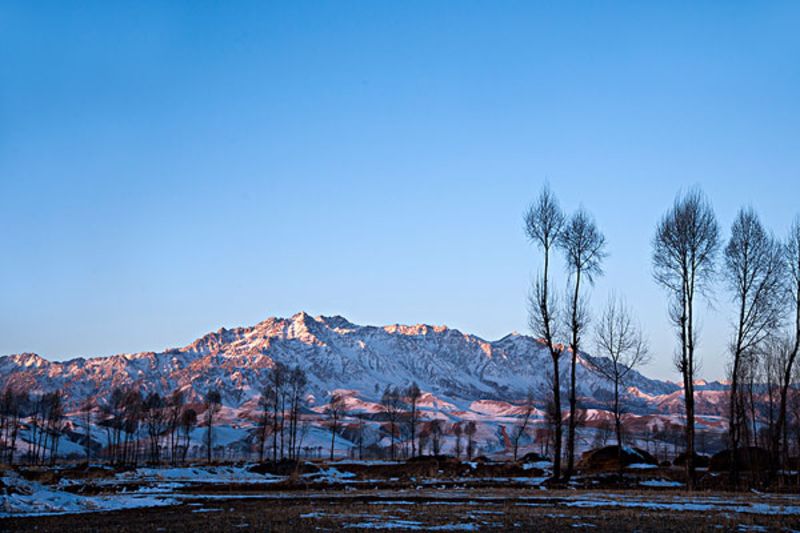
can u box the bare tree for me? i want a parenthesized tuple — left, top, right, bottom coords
(266, 363, 287, 462)
(165, 390, 185, 465)
(406, 382, 422, 457)
(326, 392, 346, 460)
(723, 207, 785, 478)
(511, 388, 536, 461)
(588, 296, 649, 456)
(653, 190, 720, 489)
(465, 420, 477, 460)
(121, 388, 142, 466)
(652, 188, 720, 489)
(180, 408, 197, 463)
(204, 389, 222, 463)
(430, 419, 443, 455)
(78, 396, 95, 464)
(558, 207, 606, 477)
(288, 366, 308, 460)
(143, 392, 166, 464)
(355, 412, 366, 460)
(452, 422, 463, 459)
(775, 218, 800, 466)
(381, 386, 402, 460)
(525, 184, 567, 479)
(0, 387, 24, 465)
(257, 383, 274, 462)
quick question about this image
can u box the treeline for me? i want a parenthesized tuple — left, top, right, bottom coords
(524, 185, 800, 487)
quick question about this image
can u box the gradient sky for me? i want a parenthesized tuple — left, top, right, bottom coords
(1, 2, 799, 381)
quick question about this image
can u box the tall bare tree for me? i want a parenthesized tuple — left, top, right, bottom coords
(775, 218, 800, 467)
(525, 184, 566, 479)
(652, 189, 720, 489)
(588, 296, 649, 454)
(723, 207, 785, 479)
(558, 207, 606, 477)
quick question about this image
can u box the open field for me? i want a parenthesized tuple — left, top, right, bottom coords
(3, 460, 800, 531)
(3, 488, 800, 532)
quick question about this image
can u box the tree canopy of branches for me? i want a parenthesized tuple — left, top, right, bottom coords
(588, 296, 649, 453)
(652, 188, 720, 489)
(723, 207, 785, 478)
(525, 184, 566, 479)
(558, 207, 606, 478)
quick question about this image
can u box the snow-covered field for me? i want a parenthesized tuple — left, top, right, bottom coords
(3, 461, 800, 524)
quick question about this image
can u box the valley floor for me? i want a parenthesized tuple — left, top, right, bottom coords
(3, 461, 800, 531)
(3, 488, 800, 532)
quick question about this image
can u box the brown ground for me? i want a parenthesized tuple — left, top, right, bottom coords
(3, 488, 799, 532)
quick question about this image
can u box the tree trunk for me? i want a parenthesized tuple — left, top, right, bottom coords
(566, 270, 582, 479)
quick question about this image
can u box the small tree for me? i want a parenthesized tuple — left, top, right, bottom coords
(204, 389, 222, 463)
(381, 386, 402, 460)
(80, 397, 95, 464)
(406, 382, 422, 457)
(180, 408, 197, 463)
(430, 419, 443, 455)
(465, 421, 477, 460)
(288, 366, 308, 460)
(588, 296, 649, 460)
(512, 388, 536, 461)
(326, 392, 346, 460)
(165, 390, 185, 465)
(143, 392, 166, 464)
(452, 422, 463, 459)
(266, 363, 287, 462)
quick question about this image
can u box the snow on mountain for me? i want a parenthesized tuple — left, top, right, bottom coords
(0, 312, 681, 414)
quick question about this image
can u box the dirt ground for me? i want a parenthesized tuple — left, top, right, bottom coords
(3, 488, 799, 532)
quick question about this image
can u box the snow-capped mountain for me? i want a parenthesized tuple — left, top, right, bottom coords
(0, 312, 681, 413)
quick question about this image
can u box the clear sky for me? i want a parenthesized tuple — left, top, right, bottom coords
(1, 2, 799, 381)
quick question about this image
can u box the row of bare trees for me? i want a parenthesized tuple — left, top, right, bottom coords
(257, 362, 309, 462)
(525, 185, 800, 487)
(0, 389, 66, 465)
(97, 386, 202, 466)
(652, 190, 800, 487)
(525, 186, 649, 480)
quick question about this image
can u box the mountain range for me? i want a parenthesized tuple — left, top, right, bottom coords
(0, 312, 727, 421)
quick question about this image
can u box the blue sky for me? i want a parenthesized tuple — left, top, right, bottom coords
(1, 2, 799, 380)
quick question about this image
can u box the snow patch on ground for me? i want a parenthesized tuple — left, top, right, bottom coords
(0, 473, 176, 517)
(639, 480, 684, 488)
